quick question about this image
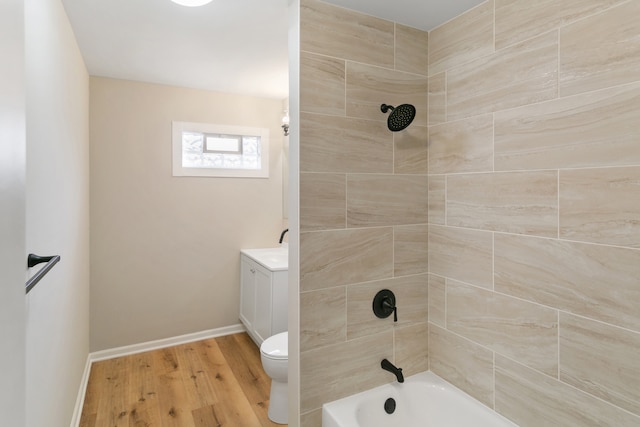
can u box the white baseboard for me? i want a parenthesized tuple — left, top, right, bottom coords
(90, 323, 246, 362)
(69, 354, 92, 427)
(69, 323, 246, 427)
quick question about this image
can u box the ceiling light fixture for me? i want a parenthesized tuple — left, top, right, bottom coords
(170, 0, 213, 7)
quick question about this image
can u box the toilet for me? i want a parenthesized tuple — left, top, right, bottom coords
(260, 331, 288, 424)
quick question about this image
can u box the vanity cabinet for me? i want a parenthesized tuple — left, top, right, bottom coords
(239, 251, 288, 347)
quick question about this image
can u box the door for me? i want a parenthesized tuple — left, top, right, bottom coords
(0, 1, 27, 424)
(254, 265, 272, 343)
(240, 257, 256, 331)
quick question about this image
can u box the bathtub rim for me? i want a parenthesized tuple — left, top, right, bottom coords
(321, 370, 518, 427)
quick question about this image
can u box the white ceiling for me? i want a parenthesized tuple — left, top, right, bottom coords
(61, 0, 485, 100)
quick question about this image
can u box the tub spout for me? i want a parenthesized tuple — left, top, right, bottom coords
(381, 358, 404, 383)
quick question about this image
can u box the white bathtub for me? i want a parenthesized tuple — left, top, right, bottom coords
(322, 371, 518, 427)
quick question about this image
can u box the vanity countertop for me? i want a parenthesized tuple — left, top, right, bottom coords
(241, 246, 288, 271)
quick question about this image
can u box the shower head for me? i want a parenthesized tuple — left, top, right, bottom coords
(381, 103, 416, 132)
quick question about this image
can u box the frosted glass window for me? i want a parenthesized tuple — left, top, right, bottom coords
(172, 122, 269, 178)
(181, 133, 258, 169)
(204, 134, 242, 153)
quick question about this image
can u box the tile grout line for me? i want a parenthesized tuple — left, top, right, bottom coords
(492, 112, 496, 173)
(429, 222, 640, 253)
(558, 308, 640, 337)
(492, 0, 496, 53)
(343, 58, 348, 119)
(444, 174, 448, 226)
(443, 277, 447, 330)
(491, 344, 640, 419)
(492, 1, 629, 54)
(393, 22, 397, 71)
(433, 317, 637, 420)
(421, 164, 640, 177)
(493, 350, 496, 410)
(344, 284, 348, 347)
(557, 170, 561, 240)
(557, 27, 561, 98)
(557, 309, 561, 381)
(491, 232, 495, 291)
(444, 70, 448, 123)
(392, 225, 395, 278)
(437, 79, 640, 125)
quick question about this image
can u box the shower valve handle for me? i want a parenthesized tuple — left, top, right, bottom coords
(373, 289, 398, 322)
(382, 299, 397, 322)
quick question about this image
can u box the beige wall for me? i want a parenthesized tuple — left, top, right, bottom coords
(298, 0, 429, 423)
(24, 0, 91, 425)
(428, 0, 640, 425)
(90, 77, 286, 351)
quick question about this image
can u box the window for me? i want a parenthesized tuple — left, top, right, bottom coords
(172, 121, 269, 178)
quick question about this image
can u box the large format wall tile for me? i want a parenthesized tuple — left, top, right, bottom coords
(428, 225, 493, 289)
(495, 233, 640, 332)
(299, 2, 431, 421)
(495, 82, 640, 170)
(447, 171, 558, 237)
(300, 112, 392, 173)
(560, 313, 640, 417)
(560, 1, 640, 96)
(301, 409, 322, 427)
(560, 167, 640, 248)
(300, 51, 346, 116)
(347, 174, 428, 227)
(447, 280, 558, 376)
(395, 323, 429, 377)
(495, 0, 628, 50)
(347, 274, 428, 340)
(300, 0, 394, 68)
(394, 125, 428, 174)
(428, 0, 494, 76)
(300, 331, 393, 413)
(394, 224, 429, 276)
(428, 114, 493, 174)
(395, 24, 429, 76)
(428, 72, 446, 125)
(300, 173, 346, 231)
(300, 228, 393, 292)
(429, 324, 494, 408)
(302, 1, 640, 423)
(427, 175, 446, 226)
(495, 355, 640, 427)
(428, 274, 446, 327)
(300, 287, 346, 352)
(346, 62, 428, 126)
(447, 31, 557, 121)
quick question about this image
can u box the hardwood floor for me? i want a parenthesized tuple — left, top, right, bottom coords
(79, 332, 285, 427)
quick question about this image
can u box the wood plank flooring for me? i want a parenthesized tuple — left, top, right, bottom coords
(79, 332, 285, 427)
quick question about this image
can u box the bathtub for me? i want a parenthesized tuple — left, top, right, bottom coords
(322, 371, 518, 427)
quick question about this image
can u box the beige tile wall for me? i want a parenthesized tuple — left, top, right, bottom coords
(299, 0, 429, 423)
(428, 1, 640, 426)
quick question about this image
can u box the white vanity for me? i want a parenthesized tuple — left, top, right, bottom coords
(240, 246, 288, 347)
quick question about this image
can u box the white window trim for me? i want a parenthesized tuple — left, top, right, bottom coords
(172, 121, 269, 178)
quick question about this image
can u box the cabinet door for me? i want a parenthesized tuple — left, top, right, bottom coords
(254, 265, 273, 343)
(239, 257, 256, 331)
(271, 271, 288, 335)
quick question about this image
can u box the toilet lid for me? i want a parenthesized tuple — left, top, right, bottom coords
(261, 331, 288, 360)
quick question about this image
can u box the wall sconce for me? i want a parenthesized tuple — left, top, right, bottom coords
(281, 110, 290, 136)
